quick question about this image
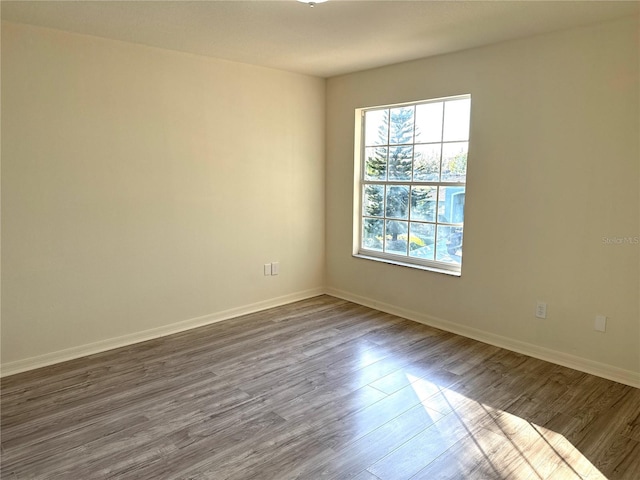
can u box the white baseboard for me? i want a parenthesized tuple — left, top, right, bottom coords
(0, 288, 325, 378)
(4, 286, 638, 388)
(326, 287, 640, 389)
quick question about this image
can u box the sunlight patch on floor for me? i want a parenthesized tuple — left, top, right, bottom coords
(406, 373, 607, 479)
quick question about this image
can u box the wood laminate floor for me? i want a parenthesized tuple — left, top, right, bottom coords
(1, 295, 639, 479)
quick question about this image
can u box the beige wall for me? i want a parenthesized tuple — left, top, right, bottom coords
(326, 17, 639, 375)
(1, 22, 325, 366)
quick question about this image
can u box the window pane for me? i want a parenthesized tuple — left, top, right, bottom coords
(415, 102, 443, 143)
(441, 142, 467, 182)
(365, 109, 389, 146)
(443, 98, 470, 142)
(410, 186, 436, 222)
(385, 221, 408, 255)
(435, 225, 463, 264)
(413, 144, 441, 181)
(437, 187, 466, 224)
(409, 222, 435, 260)
(388, 146, 413, 181)
(386, 185, 409, 219)
(363, 185, 384, 217)
(364, 147, 387, 181)
(358, 95, 469, 273)
(389, 107, 415, 145)
(363, 218, 384, 251)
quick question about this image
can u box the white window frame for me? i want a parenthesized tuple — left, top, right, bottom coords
(353, 94, 471, 276)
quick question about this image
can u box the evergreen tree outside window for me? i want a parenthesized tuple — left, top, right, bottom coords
(357, 95, 471, 275)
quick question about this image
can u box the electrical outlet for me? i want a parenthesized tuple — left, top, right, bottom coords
(535, 301, 547, 319)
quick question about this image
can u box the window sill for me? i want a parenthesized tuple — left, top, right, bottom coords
(353, 253, 461, 277)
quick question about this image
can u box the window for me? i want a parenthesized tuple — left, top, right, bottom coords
(355, 95, 471, 275)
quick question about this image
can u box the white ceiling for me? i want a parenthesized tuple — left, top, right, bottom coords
(2, 0, 638, 78)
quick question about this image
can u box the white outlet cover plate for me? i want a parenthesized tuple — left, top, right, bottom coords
(594, 315, 607, 332)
